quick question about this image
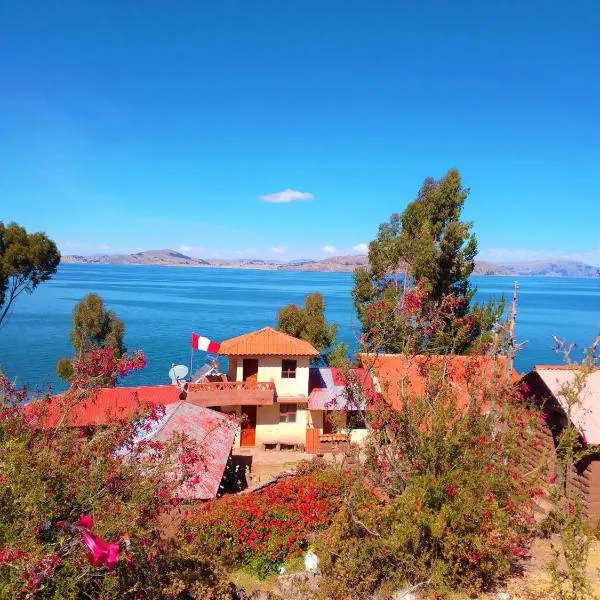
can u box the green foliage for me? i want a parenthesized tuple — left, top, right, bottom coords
(0, 221, 60, 328)
(545, 336, 600, 600)
(277, 292, 348, 366)
(0, 371, 230, 598)
(318, 359, 542, 598)
(56, 293, 126, 384)
(547, 503, 596, 600)
(352, 169, 502, 354)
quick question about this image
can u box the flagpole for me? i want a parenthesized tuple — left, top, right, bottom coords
(190, 340, 194, 381)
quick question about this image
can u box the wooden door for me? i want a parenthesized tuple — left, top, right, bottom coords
(243, 359, 259, 382)
(323, 410, 334, 434)
(241, 405, 257, 447)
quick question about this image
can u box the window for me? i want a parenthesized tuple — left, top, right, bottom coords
(279, 403, 297, 423)
(347, 410, 366, 430)
(281, 359, 297, 379)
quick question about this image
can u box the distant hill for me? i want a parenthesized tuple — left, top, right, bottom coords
(62, 249, 209, 266)
(61, 250, 599, 277)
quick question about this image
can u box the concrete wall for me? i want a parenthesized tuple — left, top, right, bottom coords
(231, 355, 310, 398)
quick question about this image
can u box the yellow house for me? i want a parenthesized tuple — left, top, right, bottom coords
(183, 327, 373, 451)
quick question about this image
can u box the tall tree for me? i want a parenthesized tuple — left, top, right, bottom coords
(353, 168, 502, 354)
(0, 221, 60, 328)
(56, 293, 126, 383)
(277, 292, 348, 366)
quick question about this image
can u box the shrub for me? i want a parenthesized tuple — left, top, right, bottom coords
(188, 465, 347, 578)
(318, 358, 544, 598)
(0, 351, 230, 598)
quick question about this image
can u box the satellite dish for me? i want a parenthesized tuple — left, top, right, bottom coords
(169, 364, 189, 382)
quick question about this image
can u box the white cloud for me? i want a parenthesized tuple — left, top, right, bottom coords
(352, 243, 368, 255)
(323, 245, 337, 254)
(178, 245, 206, 256)
(260, 188, 315, 203)
(270, 246, 287, 255)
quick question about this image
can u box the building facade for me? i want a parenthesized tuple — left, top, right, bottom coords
(184, 327, 372, 451)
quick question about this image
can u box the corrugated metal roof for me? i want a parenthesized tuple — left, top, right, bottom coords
(28, 388, 235, 499)
(307, 367, 376, 410)
(29, 386, 183, 427)
(359, 354, 519, 412)
(218, 327, 319, 357)
(140, 401, 237, 499)
(534, 366, 600, 445)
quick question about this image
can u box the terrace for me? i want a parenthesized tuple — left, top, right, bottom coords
(185, 380, 276, 407)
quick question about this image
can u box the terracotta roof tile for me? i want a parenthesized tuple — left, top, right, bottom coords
(218, 327, 319, 357)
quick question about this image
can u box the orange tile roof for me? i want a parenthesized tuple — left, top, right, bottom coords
(218, 326, 319, 357)
(359, 353, 519, 411)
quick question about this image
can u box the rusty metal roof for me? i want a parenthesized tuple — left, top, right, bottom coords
(218, 326, 319, 357)
(141, 401, 237, 499)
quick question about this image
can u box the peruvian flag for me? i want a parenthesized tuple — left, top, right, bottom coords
(191, 333, 220, 353)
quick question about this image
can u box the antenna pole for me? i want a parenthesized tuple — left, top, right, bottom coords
(507, 281, 519, 383)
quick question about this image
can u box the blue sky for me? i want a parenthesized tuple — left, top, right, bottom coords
(1, 1, 599, 264)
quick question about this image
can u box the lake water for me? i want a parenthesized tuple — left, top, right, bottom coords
(0, 264, 598, 393)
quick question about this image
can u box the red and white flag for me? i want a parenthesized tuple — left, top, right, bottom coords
(191, 333, 220, 353)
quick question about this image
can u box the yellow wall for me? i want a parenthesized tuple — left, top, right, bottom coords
(255, 404, 308, 446)
(223, 404, 308, 448)
(308, 410, 369, 445)
(230, 355, 310, 398)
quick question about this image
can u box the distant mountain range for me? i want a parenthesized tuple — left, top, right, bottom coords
(61, 250, 599, 277)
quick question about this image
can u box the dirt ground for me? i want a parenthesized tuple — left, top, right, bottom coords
(232, 538, 600, 599)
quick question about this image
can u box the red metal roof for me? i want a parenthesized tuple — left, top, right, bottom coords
(27, 385, 183, 427)
(218, 327, 319, 357)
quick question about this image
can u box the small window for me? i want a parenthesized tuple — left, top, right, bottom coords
(281, 359, 297, 379)
(279, 403, 297, 423)
(347, 410, 366, 430)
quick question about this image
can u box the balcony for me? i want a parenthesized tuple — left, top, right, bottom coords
(185, 380, 276, 407)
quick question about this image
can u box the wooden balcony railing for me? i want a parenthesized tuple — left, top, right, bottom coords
(185, 380, 276, 407)
(187, 381, 275, 393)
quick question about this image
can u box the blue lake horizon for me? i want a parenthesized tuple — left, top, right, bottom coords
(0, 264, 598, 393)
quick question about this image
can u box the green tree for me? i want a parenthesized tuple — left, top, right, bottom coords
(276, 292, 348, 366)
(56, 293, 126, 383)
(0, 221, 60, 328)
(353, 168, 503, 354)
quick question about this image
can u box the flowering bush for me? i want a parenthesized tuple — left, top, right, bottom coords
(318, 357, 545, 598)
(0, 349, 229, 599)
(188, 465, 347, 578)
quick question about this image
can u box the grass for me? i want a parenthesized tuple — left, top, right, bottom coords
(229, 555, 306, 595)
